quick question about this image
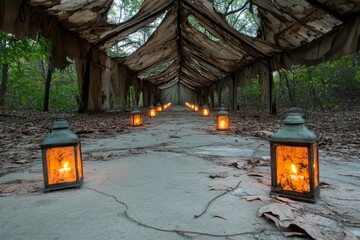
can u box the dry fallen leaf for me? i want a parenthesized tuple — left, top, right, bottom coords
(275, 196, 298, 204)
(242, 195, 272, 201)
(221, 162, 242, 169)
(0, 179, 40, 196)
(256, 177, 271, 186)
(258, 203, 358, 239)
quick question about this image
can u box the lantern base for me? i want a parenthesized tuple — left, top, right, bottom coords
(270, 190, 319, 203)
(44, 181, 83, 193)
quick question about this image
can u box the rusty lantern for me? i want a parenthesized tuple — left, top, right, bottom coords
(130, 107, 143, 126)
(40, 118, 83, 192)
(201, 105, 210, 117)
(156, 103, 163, 112)
(148, 105, 156, 118)
(216, 106, 229, 130)
(270, 108, 320, 203)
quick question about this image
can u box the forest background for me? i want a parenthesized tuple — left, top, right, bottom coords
(0, 0, 359, 112)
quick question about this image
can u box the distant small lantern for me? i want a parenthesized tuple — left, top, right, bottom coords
(270, 108, 320, 203)
(156, 103, 163, 112)
(148, 105, 156, 118)
(163, 102, 170, 110)
(40, 118, 83, 192)
(130, 107, 143, 126)
(216, 106, 229, 130)
(201, 105, 210, 117)
(194, 104, 199, 112)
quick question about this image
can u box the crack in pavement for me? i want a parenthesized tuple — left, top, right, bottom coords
(84, 187, 266, 239)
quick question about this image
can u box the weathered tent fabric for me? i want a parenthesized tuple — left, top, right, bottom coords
(273, 14, 360, 69)
(160, 83, 197, 105)
(1, 0, 360, 112)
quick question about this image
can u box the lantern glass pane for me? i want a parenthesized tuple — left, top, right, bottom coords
(275, 146, 310, 192)
(76, 144, 83, 179)
(148, 109, 156, 117)
(45, 146, 77, 184)
(134, 114, 142, 125)
(217, 116, 229, 130)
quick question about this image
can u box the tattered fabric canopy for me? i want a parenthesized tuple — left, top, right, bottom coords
(1, 0, 360, 112)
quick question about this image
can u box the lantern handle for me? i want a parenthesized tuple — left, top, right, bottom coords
(280, 107, 310, 120)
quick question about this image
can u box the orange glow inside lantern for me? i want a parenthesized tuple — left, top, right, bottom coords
(41, 119, 83, 192)
(130, 109, 143, 126)
(148, 106, 156, 117)
(156, 103, 163, 112)
(201, 106, 210, 117)
(45, 146, 82, 185)
(216, 107, 229, 130)
(270, 108, 319, 203)
(217, 116, 229, 130)
(194, 105, 199, 112)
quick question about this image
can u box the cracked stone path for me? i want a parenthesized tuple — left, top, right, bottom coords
(1, 106, 359, 239)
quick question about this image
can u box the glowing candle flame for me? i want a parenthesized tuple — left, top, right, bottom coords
(291, 164, 297, 174)
(59, 162, 71, 173)
(220, 120, 225, 128)
(135, 117, 140, 124)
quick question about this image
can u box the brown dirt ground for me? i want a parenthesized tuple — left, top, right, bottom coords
(0, 109, 359, 176)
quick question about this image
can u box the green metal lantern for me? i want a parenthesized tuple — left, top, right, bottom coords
(40, 118, 83, 192)
(148, 105, 156, 118)
(130, 107, 143, 126)
(270, 108, 320, 203)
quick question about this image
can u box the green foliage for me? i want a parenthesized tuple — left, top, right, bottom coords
(187, 15, 220, 42)
(237, 77, 260, 109)
(0, 30, 79, 111)
(107, 0, 164, 57)
(276, 54, 360, 111)
(108, 0, 144, 24)
(214, 0, 259, 37)
(237, 53, 360, 111)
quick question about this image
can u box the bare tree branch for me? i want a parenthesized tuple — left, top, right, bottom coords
(225, 1, 249, 16)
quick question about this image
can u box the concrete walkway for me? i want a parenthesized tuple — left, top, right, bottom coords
(0, 106, 359, 239)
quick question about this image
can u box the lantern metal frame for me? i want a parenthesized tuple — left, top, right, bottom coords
(130, 107, 143, 126)
(216, 106, 230, 131)
(270, 108, 320, 203)
(40, 118, 83, 192)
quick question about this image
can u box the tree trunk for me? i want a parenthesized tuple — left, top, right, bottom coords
(269, 65, 277, 115)
(43, 63, 52, 111)
(280, 70, 295, 106)
(0, 63, 9, 106)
